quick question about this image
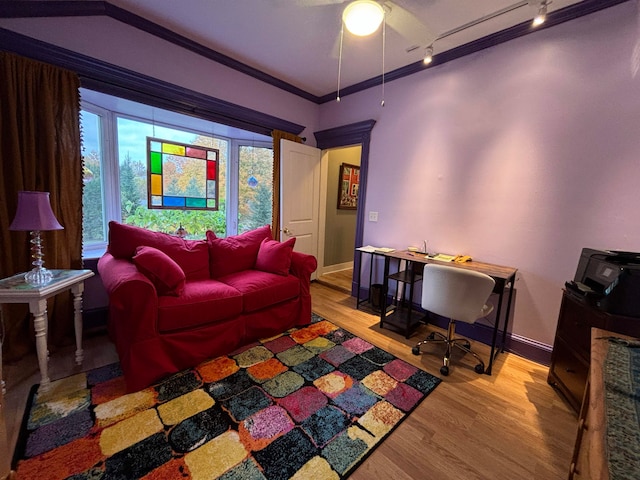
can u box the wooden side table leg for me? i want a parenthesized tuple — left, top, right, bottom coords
(71, 282, 85, 365)
(29, 299, 50, 390)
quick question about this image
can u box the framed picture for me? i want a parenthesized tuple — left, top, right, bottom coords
(337, 163, 359, 210)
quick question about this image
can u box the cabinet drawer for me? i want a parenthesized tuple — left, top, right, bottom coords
(558, 296, 607, 358)
(550, 337, 589, 409)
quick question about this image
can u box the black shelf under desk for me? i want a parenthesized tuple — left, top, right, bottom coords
(380, 260, 425, 338)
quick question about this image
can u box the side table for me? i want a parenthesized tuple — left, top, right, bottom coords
(0, 269, 94, 391)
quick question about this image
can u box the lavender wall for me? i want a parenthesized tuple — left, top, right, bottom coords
(319, 2, 640, 346)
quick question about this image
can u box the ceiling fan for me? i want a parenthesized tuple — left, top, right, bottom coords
(301, 0, 436, 50)
(299, 0, 434, 104)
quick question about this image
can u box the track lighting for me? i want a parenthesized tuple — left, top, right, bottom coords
(532, 2, 547, 27)
(423, 45, 434, 65)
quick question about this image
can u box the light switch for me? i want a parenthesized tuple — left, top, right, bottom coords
(369, 211, 378, 222)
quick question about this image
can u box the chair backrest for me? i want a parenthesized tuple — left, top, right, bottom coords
(421, 263, 496, 324)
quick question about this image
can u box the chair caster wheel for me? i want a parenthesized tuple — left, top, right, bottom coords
(475, 364, 485, 374)
(412, 346, 421, 355)
(440, 366, 449, 376)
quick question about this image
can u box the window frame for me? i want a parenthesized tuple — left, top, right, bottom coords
(81, 98, 272, 258)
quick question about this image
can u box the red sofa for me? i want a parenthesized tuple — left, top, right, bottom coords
(97, 222, 317, 392)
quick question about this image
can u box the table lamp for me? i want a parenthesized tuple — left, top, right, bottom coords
(9, 191, 64, 286)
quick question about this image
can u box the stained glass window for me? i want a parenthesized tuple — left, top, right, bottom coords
(147, 137, 219, 210)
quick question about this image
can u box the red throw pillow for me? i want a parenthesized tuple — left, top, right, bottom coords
(255, 237, 296, 276)
(132, 246, 186, 296)
(206, 225, 273, 278)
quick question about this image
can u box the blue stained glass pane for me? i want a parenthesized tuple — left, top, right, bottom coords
(163, 196, 186, 207)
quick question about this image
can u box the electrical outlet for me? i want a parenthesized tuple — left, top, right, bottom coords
(369, 211, 378, 222)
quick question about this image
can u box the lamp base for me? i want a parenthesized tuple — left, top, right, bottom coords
(24, 267, 54, 286)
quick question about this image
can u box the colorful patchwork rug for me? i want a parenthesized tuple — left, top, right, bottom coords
(13, 314, 440, 479)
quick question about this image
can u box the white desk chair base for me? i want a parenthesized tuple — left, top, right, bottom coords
(412, 319, 485, 376)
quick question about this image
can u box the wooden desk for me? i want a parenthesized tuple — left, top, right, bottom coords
(380, 250, 517, 375)
(0, 269, 94, 390)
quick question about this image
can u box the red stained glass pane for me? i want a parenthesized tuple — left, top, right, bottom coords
(207, 161, 216, 180)
(186, 147, 207, 159)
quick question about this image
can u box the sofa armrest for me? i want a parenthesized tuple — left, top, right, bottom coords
(289, 251, 317, 281)
(98, 252, 159, 343)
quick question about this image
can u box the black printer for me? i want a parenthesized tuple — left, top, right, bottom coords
(565, 248, 640, 317)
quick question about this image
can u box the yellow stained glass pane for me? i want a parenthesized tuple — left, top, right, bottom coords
(162, 143, 185, 156)
(151, 174, 162, 195)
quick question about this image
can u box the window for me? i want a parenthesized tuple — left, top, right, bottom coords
(80, 89, 272, 258)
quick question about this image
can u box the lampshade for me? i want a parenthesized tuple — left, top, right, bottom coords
(343, 0, 385, 37)
(9, 191, 64, 231)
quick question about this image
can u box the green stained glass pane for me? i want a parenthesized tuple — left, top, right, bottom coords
(207, 199, 216, 208)
(150, 141, 162, 152)
(150, 152, 162, 174)
(186, 197, 207, 208)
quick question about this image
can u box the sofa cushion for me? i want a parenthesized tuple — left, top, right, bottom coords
(255, 237, 296, 276)
(219, 270, 300, 313)
(108, 221, 209, 280)
(206, 225, 272, 278)
(157, 280, 243, 332)
(133, 246, 186, 296)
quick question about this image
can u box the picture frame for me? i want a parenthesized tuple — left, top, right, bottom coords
(337, 163, 359, 210)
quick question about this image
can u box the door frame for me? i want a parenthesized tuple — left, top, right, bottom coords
(314, 119, 376, 296)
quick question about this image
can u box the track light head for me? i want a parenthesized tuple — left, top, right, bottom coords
(532, 2, 547, 27)
(423, 45, 434, 65)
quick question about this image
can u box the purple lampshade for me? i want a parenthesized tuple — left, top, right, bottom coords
(9, 191, 64, 231)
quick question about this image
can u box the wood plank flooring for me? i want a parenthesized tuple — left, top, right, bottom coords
(1, 281, 577, 479)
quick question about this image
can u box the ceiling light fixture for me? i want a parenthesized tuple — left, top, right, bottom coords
(532, 1, 548, 27)
(337, 0, 388, 105)
(342, 0, 385, 36)
(423, 45, 434, 65)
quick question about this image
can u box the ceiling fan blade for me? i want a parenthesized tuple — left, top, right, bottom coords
(384, 1, 436, 46)
(292, 0, 345, 5)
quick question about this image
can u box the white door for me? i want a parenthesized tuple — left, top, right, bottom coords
(280, 139, 321, 279)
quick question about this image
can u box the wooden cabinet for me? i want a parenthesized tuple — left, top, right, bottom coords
(568, 328, 639, 479)
(548, 291, 640, 413)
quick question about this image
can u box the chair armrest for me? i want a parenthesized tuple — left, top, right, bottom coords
(97, 253, 159, 343)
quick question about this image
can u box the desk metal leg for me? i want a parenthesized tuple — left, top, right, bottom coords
(29, 298, 50, 390)
(355, 250, 363, 308)
(379, 257, 390, 328)
(500, 276, 516, 353)
(485, 273, 515, 375)
(71, 282, 85, 365)
(486, 282, 505, 376)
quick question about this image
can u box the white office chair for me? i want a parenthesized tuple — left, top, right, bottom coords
(412, 263, 495, 376)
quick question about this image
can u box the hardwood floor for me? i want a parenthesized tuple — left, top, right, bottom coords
(316, 268, 353, 294)
(1, 282, 577, 479)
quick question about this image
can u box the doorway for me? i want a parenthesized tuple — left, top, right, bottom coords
(314, 119, 376, 297)
(316, 145, 361, 293)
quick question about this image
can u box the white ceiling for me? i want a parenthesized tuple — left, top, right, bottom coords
(105, 0, 586, 98)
